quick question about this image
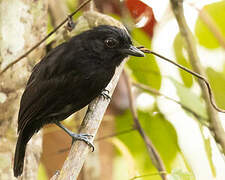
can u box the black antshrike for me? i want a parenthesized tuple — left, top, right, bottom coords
(13, 25, 144, 177)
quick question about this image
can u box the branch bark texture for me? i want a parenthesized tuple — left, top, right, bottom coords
(0, 0, 47, 179)
(170, 0, 225, 153)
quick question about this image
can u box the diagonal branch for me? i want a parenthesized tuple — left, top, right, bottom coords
(0, 0, 92, 76)
(57, 128, 136, 154)
(123, 71, 168, 180)
(132, 82, 208, 125)
(170, 0, 225, 154)
(130, 171, 167, 180)
(51, 60, 127, 180)
(137, 47, 225, 114)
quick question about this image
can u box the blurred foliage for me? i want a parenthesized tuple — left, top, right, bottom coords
(206, 66, 225, 109)
(195, 1, 225, 49)
(199, 126, 216, 177)
(66, 0, 78, 13)
(173, 33, 193, 87)
(168, 169, 194, 180)
(111, 137, 139, 179)
(37, 163, 48, 180)
(127, 28, 161, 90)
(115, 110, 182, 179)
(38, 0, 225, 180)
(170, 78, 208, 120)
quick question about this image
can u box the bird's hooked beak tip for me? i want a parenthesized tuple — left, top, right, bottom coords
(121, 45, 145, 57)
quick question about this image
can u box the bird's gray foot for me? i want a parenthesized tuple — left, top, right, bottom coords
(55, 122, 94, 151)
(70, 133, 94, 152)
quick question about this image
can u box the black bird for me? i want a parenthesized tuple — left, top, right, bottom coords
(13, 25, 144, 177)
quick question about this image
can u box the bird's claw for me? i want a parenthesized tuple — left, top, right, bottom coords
(71, 133, 95, 152)
(65, 16, 76, 32)
(100, 89, 111, 100)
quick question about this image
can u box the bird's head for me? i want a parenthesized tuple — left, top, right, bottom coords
(80, 25, 145, 67)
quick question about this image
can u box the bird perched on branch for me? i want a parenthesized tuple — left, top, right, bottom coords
(13, 25, 144, 177)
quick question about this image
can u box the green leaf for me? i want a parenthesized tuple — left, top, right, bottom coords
(111, 137, 139, 179)
(195, 1, 225, 49)
(170, 78, 208, 120)
(139, 111, 180, 168)
(115, 110, 180, 175)
(37, 163, 48, 180)
(173, 33, 193, 87)
(127, 28, 161, 90)
(206, 67, 225, 109)
(66, 0, 78, 13)
(168, 169, 194, 180)
(201, 129, 216, 177)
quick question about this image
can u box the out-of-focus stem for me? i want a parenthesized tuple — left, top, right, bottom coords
(170, 0, 225, 154)
(123, 71, 167, 180)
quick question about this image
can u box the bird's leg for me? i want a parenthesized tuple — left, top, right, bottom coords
(100, 89, 111, 100)
(55, 121, 94, 151)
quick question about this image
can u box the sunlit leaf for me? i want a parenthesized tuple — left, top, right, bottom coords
(111, 137, 139, 178)
(139, 111, 179, 168)
(37, 163, 48, 180)
(195, 1, 225, 49)
(173, 33, 193, 87)
(115, 109, 180, 177)
(127, 28, 161, 90)
(206, 67, 225, 109)
(66, 0, 78, 13)
(202, 131, 216, 177)
(170, 78, 208, 120)
(168, 169, 194, 180)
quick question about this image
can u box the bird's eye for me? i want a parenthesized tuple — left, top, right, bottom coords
(104, 38, 118, 48)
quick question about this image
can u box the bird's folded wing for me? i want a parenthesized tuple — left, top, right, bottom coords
(17, 42, 81, 133)
(17, 77, 69, 133)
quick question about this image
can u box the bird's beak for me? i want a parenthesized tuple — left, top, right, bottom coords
(121, 45, 145, 57)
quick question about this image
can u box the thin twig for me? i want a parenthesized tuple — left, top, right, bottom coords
(132, 82, 209, 126)
(170, 0, 225, 154)
(95, 127, 136, 141)
(130, 171, 167, 180)
(57, 127, 136, 154)
(137, 46, 225, 114)
(123, 71, 167, 180)
(0, 0, 92, 76)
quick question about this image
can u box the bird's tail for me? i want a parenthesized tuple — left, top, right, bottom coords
(13, 126, 34, 177)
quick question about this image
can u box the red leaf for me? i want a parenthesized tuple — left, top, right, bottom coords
(125, 0, 156, 37)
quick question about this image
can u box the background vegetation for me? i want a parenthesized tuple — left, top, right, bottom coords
(0, 0, 225, 180)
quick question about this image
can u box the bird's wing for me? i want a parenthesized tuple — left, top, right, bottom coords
(18, 73, 78, 133)
(17, 42, 81, 133)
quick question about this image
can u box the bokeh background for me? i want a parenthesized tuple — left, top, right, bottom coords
(38, 0, 225, 179)
(0, 0, 225, 180)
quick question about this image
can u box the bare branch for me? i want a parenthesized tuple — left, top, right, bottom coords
(53, 61, 127, 180)
(57, 128, 136, 154)
(130, 171, 167, 180)
(170, 0, 225, 154)
(123, 71, 168, 180)
(95, 127, 136, 141)
(133, 82, 209, 126)
(46, 10, 130, 179)
(0, 0, 92, 76)
(138, 47, 225, 114)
